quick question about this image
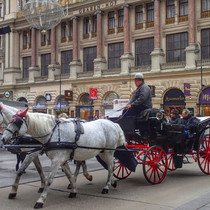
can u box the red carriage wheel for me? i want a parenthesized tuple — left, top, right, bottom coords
(197, 134, 210, 175)
(113, 157, 132, 180)
(167, 154, 176, 171)
(143, 145, 168, 184)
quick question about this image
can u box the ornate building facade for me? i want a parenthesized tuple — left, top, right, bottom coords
(0, 0, 210, 119)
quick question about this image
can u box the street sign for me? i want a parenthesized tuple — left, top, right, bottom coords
(4, 91, 10, 98)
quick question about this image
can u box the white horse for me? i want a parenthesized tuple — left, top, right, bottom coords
(2, 108, 126, 209)
(0, 103, 92, 199)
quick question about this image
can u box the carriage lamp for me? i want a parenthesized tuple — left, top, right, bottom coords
(194, 42, 204, 116)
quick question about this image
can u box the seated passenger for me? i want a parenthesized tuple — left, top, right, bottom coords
(180, 109, 200, 138)
(169, 109, 181, 124)
(122, 73, 152, 117)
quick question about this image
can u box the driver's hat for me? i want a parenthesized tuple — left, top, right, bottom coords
(135, 73, 144, 79)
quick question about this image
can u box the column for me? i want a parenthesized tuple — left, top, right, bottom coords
(93, 10, 106, 78)
(29, 28, 39, 83)
(3, 29, 21, 85)
(48, 27, 60, 81)
(70, 16, 82, 80)
(151, 0, 164, 72)
(185, 0, 196, 70)
(120, 4, 134, 76)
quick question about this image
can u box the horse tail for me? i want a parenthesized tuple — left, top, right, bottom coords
(114, 123, 126, 147)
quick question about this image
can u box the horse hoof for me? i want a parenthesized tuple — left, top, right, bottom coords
(88, 175, 93, 181)
(38, 188, 44, 193)
(101, 189, 109, 194)
(112, 181, 117, 188)
(34, 202, 43, 209)
(69, 193, 76, 198)
(8, 193, 16, 199)
(67, 184, 72, 189)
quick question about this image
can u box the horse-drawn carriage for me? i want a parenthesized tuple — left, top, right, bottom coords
(111, 109, 210, 184)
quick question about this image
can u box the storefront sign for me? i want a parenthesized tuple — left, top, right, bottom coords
(164, 89, 186, 105)
(113, 99, 129, 110)
(77, 0, 117, 15)
(65, 90, 73, 101)
(90, 88, 98, 100)
(184, 83, 191, 96)
(45, 93, 52, 101)
(199, 87, 210, 104)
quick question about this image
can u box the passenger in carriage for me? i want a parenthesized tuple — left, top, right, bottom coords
(168, 109, 181, 124)
(122, 73, 152, 117)
(180, 109, 200, 138)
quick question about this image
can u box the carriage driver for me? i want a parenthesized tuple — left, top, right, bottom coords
(123, 73, 152, 117)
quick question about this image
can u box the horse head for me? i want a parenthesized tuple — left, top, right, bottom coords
(1, 107, 29, 144)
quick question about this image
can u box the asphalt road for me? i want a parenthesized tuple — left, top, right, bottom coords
(1, 150, 210, 209)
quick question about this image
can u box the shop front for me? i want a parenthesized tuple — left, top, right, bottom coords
(32, 96, 47, 113)
(199, 87, 210, 116)
(163, 88, 186, 116)
(76, 93, 93, 121)
(100, 92, 120, 118)
(53, 95, 69, 117)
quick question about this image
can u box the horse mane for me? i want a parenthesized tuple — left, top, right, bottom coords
(27, 112, 56, 137)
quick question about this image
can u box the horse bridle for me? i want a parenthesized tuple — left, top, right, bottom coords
(5, 116, 28, 138)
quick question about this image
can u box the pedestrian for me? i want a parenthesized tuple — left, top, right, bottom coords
(58, 113, 68, 118)
(123, 73, 152, 117)
(180, 109, 200, 138)
(169, 109, 181, 124)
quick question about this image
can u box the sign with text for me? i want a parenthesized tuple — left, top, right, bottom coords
(113, 99, 129, 110)
(65, 90, 73, 101)
(184, 83, 191, 96)
(199, 87, 210, 104)
(90, 88, 98, 100)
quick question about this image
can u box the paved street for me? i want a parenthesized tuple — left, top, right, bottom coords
(1, 149, 210, 209)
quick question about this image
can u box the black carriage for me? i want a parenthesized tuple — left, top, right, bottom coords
(110, 109, 210, 184)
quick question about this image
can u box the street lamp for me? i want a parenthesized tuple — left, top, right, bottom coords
(52, 63, 62, 114)
(22, 0, 64, 34)
(194, 42, 204, 116)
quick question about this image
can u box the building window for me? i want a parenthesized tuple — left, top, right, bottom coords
(23, 56, 31, 78)
(166, 32, 188, 63)
(118, 9, 124, 28)
(0, 63, 2, 80)
(146, 2, 154, 27)
(179, 0, 188, 16)
(108, 42, 124, 69)
(202, 0, 210, 12)
(166, 0, 175, 18)
(135, 38, 154, 66)
(0, 36, 1, 49)
(41, 53, 51, 76)
(61, 50, 73, 74)
(47, 29, 51, 45)
(69, 20, 73, 40)
(23, 31, 27, 49)
(0, 3, 2, 17)
(108, 11, 115, 34)
(61, 22, 67, 42)
(83, 17, 90, 39)
(135, 5, 143, 29)
(83, 46, 97, 72)
(201, 28, 210, 59)
(92, 15, 97, 33)
(41, 32, 46, 46)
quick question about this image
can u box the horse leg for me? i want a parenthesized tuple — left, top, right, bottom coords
(81, 161, 92, 181)
(67, 160, 81, 189)
(34, 160, 60, 209)
(61, 162, 77, 198)
(98, 153, 116, 194)
(33, 156, 46, 193)
(8, 151, 40, 199)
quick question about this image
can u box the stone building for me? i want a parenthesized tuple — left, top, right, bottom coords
(0, 0, 210, 119)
